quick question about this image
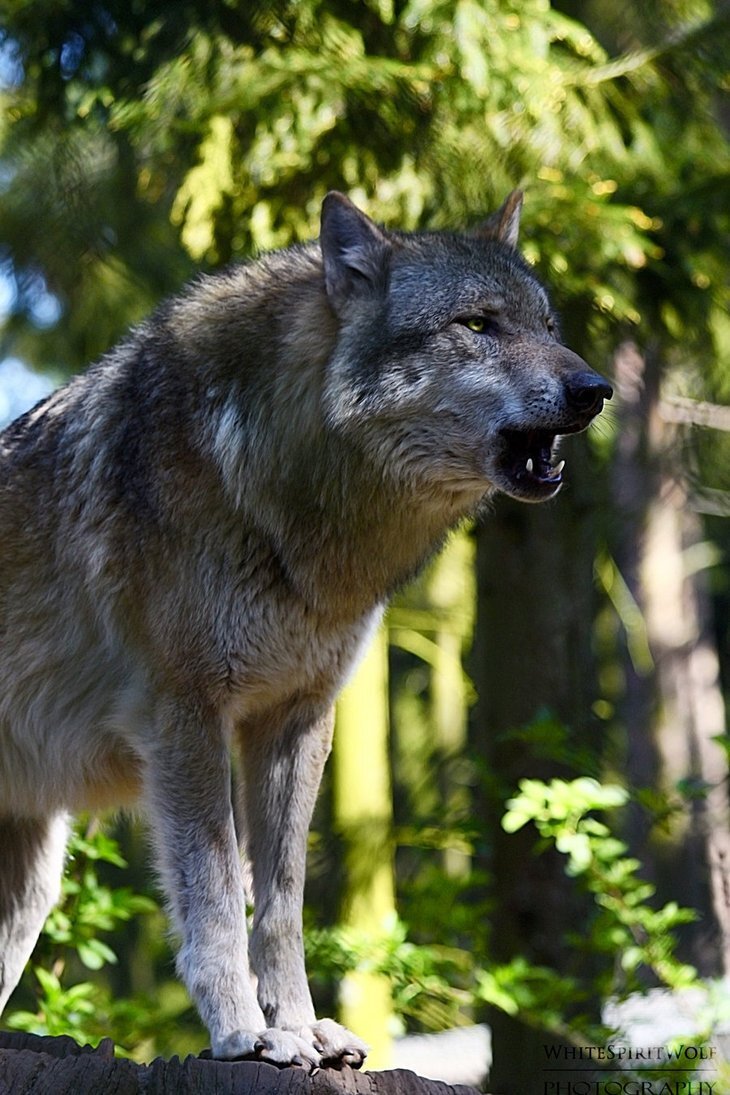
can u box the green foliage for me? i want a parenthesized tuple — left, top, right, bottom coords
(6, 967, 99, 1044)
(477, 956, 589, 1037)
(317, 772, 708, 1050)
(40, 826, 154, 972)
(493, 777, 700, 1032)
(307, 918, 472, 1032)
(1, 0, 728, 375)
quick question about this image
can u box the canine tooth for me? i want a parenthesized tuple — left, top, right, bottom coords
(554, 459, 565, 475)
(526, 457, 534, 474)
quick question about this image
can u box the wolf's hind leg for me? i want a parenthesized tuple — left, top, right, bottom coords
(0, 814, 69, 1013)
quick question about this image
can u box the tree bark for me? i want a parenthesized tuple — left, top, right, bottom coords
(0, 1031, 485, 1095)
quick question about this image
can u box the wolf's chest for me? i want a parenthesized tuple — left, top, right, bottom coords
(223, 597, 384, 717)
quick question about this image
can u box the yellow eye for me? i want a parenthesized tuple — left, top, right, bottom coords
(465, 317, 486, 333)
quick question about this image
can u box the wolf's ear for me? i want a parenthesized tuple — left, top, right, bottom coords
(472, 190, 524, 248)
(320, 192, 390, 309)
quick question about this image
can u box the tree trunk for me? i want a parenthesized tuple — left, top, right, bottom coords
(611, 341, 730, 976)
(472, 430, 605, 1095)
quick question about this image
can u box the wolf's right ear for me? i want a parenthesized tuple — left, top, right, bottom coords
(320, 192, 391, 310)
(472, 190, 524, 248)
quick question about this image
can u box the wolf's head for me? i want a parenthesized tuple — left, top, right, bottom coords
(319, 191, 611, 505)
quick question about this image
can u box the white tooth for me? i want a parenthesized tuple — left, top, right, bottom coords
(554, 459, 565, 475)
(526, 457, 534, 474)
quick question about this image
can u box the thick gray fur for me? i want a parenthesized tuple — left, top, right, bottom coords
(0, 191, 610, 1068)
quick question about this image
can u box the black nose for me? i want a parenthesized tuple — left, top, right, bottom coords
(566, 372, 613, 415)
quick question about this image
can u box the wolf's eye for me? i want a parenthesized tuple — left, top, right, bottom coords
(462, 316, 496, 334)
(546, 317, 556, 335)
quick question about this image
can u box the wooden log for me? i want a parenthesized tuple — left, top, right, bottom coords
(0, 1031, 486, 1095)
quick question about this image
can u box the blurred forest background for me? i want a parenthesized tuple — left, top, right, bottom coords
(0, 1, 729, 1092)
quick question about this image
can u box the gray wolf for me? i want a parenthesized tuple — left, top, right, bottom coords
(0, 191, 611, 1068)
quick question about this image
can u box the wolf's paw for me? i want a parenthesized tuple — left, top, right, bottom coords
(214, 1028, 321, 1069)
(302, 1017, 369, 1069)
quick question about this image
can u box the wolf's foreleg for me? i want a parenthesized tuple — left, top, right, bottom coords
(237, 704, 368, 1068)
(144, 701, 319, 1067)
(0, 814, 69, 1013)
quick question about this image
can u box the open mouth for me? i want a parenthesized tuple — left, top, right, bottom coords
(499, 428, 566, 501)
(493, 369, 612, 502)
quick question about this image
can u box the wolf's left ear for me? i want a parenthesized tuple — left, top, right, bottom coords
(472, 189, 524, 248)
(320, 192, 391, 309)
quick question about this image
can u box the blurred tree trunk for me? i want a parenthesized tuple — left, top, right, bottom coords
(473, 342, 730, 1095)
(334, 627, 396, 1068)
(610, 341, 730, 975)
(389, 531, 476, 881)
(423, 532, 476, 876)
(472, 432, 605, 1095)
